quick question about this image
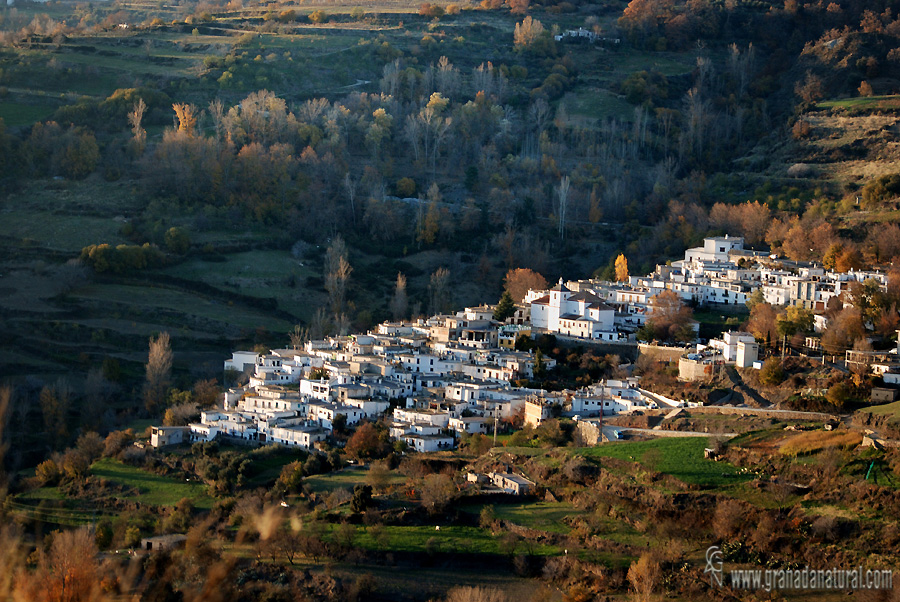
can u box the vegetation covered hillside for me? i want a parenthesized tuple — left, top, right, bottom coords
(4, 0, 900, 543)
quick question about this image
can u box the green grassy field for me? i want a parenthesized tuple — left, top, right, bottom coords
(862, 399, 900, 418)
(492, 446, 549, 457)
(818, 95, 900, 110)
(693, 308, 748, 340)
(124, 418, 157, 434)
(0, 211, 129, 252)
(576, 437, 751, 487)
(566, 88, 635, 123)
(90, 457, 215, 509)
(8, 456, 213, 525)
(460, 500, 575, 534)
(313, 562, 550, 602)
(0, 100, 59, 126)
(5, 496, 118, 527)
(348, 524, 561, 556)
(163, 249, 324, 322)
(304, 466, 406, 494)
(241, 446, 309, 488)
(71, 283, 292, 332)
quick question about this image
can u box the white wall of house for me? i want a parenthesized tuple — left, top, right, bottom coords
(225, 351, 259, 372)
(403, 434, 453, 452)
(268, 426, 327, 449)
(449, 416, 488, 434)
(393, 408, 450, 427)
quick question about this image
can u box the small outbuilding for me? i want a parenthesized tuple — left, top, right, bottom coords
(150, 426, 190, 448)
(871, 388, 898, 404)
(489, 472, 535, 495)
(140, 534, 187, 552)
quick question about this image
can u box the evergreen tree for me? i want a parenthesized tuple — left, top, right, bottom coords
(493, 291, 516, 321)
(534, 348, 545, 377)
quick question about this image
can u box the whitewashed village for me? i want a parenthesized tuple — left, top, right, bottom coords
(151, 235, 899, 459)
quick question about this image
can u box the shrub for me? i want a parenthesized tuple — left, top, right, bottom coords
(35, 459, 61, 485)
(164, 227, 190, 254)
(792, 119, 811, 139)
(396, 177, 416, 197)
(419, 3, 445, 18)
(759, 358, 784, 386)
(479, 505, 496, 528)
(861, 173, 900, 205)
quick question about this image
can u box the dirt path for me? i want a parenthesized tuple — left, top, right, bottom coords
(725, 366, 772, 407)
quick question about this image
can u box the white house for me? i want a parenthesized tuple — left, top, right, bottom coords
(343, 397, 390, 419)
(224, 351, 259, 373)
(448, 415, 489, 435)
(684, 236, 745, 263)
(308, 401, 363, 429)
(267, 424, 328, 449)
(402, 433, 454, 452)
(717, 332, 757, 362)
(393, 407, 450, 428)
(150, 426, 189, 448)
(189, 423, 219, 442)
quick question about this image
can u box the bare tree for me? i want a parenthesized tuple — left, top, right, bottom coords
(335, 312, 351, 336)
(380, 59, 401, 98)
(0, 386, 10, 487)
(407, 106, 453, 179)
(209, 98, 226, 147)
(421, 473, 455, 513)
(390, 272, 408, 320)
(310, 307, 333, 340)
(40, 380, 72, 445)
(0, 525, 25, 599)
(404, 113, 423, 162)
(513, 16, 544, 47)
(173, 103, 199, 136)
(728, 43, 754, 98)
(556, 175, 570, 240)
(326, 258, 352, 317)
(324, 236, 352, 316)
(695, 55, 714, 96)
(436, 56, 460, 98)
(144, 332, 173, 413)
(289, 324, 309, 349)
(683, 87, 710, 160)
(627, 551, 661, 602)
(128, 98, 147, 154)
(429, 267, 450, 315)
(36, 528, 99, 602)
(298, 97, 330, 124)
(82, 368, 113, 430)
(712, 498, 744, 540)
(343, 172, 358, 225)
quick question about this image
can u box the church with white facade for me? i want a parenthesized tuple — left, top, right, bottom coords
(528, 280, 619, 340)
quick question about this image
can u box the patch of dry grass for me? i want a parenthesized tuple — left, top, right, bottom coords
(779, 431, 862, 456)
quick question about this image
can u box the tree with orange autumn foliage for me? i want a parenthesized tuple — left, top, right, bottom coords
(504, 268, 548, 303)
